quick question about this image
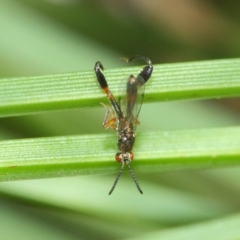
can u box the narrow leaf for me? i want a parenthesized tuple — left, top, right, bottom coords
(0, 126, 239, 181)
(0, 58, 239, 117)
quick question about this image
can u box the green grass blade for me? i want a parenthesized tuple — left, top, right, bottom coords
(0, 58, 239, 117)
(127, 213, 240, 240)
(1, 126, 239, 181)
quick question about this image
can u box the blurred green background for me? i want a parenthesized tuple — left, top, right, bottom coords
(0, 0, 240, 239)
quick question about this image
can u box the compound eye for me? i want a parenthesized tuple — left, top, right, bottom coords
(129, 152, 134, 161)
(115, 153, 122, 162)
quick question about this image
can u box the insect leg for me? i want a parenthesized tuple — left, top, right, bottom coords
(100, 103, 117, 130)
(94, 61, 123, 118)
(126, 55, 153, 87)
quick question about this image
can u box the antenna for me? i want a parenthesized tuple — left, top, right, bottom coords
(109, 164, 124, 195)
(109, 161, 143, 195)
(126, 162, 143, 194)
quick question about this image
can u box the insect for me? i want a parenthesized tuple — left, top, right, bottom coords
(94, 55, 153, 195)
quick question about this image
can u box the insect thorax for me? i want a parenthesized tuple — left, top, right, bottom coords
(117, 118, 136, 152)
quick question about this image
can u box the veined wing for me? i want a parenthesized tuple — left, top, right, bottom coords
(118, 74, 145, 129)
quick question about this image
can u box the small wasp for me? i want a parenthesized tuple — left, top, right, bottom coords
(94, 55, 153, 195)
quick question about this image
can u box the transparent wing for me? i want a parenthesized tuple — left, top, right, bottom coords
(118, 75, 145, 130)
